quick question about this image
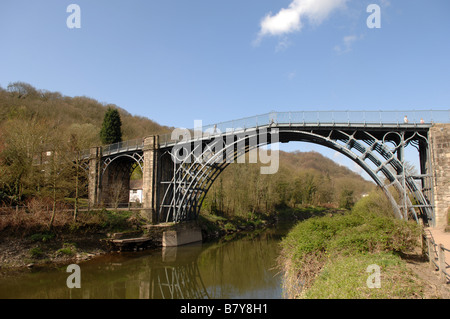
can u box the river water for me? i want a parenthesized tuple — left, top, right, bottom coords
(0, 224, 291, 299)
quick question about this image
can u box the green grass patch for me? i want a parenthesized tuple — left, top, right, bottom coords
(304, 252, 423, 299)
(71, 209, 145, 233)
(57, 243, 77, 256)
(30, 232, 55, 242)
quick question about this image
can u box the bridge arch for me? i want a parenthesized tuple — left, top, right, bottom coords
(100, 152, 143, 206)
(159, 126, 431, 224)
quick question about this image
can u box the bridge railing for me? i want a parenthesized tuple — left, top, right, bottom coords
(78, 110, 450, 151)
(158, 110, 450, 146)
(101, 138, 144, 156)
(79, 138, 144, 160)
(423, 230, 450, 284)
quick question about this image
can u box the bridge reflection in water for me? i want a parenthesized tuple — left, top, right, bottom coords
(0, 228, 284, 299)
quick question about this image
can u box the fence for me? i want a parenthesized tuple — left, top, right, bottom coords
(0, 202, 144, 215)
(79, 138, 144, 160)
(423, 230, 450, 284)
(158, 109, 450, 146)
(74, 110, 450, 151)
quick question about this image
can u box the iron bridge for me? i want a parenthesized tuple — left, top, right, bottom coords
(83, 110, 450, 226)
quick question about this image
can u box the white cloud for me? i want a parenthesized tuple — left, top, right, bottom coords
(287, 71, 296, 80)
(380, 0, 391, 7)
(275, 37, 292, 52)
(256, 0, 348, 41)
(333, 34, 361, 54)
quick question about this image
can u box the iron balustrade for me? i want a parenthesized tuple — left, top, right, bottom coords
(80, 138, 144, 159)
(79, 110, 450, 152)
(158, 110, 450, 147)
(424, 230, 450, 284)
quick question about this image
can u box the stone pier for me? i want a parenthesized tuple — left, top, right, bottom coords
(430, 124, 450, 227)
(141, 135, 160, 223)
(162, 228, 203, 247)
(88, 146, 102, 207)
(162, 221, 203, 247)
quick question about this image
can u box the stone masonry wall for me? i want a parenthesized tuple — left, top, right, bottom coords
(430, 124, 450, 227)
(142, 135, 159, 223)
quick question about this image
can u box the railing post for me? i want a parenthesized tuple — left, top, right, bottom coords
(427, 237, 434, 269)
(438, 244, 447, 283)
(422, 233, 427, 256)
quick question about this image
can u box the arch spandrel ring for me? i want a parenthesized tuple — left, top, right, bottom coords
(158, 125, 432, 224)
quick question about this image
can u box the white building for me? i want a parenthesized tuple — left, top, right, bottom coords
(129, 179, 143, 203)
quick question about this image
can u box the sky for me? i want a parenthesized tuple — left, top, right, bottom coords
(1, 0, 449, 177)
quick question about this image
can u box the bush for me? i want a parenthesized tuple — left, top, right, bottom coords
(279, 191, 422, 298)
(282, 207, 420, 266)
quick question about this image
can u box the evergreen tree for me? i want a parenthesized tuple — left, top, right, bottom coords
(100, 107, 122, 144)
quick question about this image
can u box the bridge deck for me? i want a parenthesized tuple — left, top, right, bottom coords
(81, 110, 449, 158)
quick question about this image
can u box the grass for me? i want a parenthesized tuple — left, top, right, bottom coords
(304, 252, 424, 299)
(279, 190, 423, 299)
(57, 243, 77, 256)
(29, 247, 44, 258)
(30, 232, 55, 242)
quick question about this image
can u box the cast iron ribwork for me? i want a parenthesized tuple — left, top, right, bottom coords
(81, 110, 450, 225)
(158, 122, 434, 225)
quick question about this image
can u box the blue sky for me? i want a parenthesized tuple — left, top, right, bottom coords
(1, 0, 449, 176)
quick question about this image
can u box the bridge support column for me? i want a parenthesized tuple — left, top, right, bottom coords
(142, 135, 160, 223)
(88, 146, 102, 208)
(430, 124, 450, 227)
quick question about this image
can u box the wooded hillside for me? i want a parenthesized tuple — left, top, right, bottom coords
(0, 82, 375, 215)
(0, 82, 171, 205)
(202, 150, 375, 217)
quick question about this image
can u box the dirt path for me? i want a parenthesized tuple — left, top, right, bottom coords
(404, 226, 450, 299)
(406, 259, 450, 298)
(427, 226, 450, 262)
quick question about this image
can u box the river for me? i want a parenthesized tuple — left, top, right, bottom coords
(0, 223, 291, 299)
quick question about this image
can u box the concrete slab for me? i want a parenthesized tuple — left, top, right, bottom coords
(162, 227, 202, 247)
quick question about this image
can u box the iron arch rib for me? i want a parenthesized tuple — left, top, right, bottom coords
(159, 125, 432, 224)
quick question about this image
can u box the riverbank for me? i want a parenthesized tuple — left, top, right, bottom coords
(278, 192, 450, 299)
(0, 206, 281, 272)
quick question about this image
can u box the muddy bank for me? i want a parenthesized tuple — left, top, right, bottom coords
(0, 232, 110, 272)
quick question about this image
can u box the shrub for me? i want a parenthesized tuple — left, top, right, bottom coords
(30, 232, 55, 242)
(282, 207, 420, 265)
(279, 190, 421, 297)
